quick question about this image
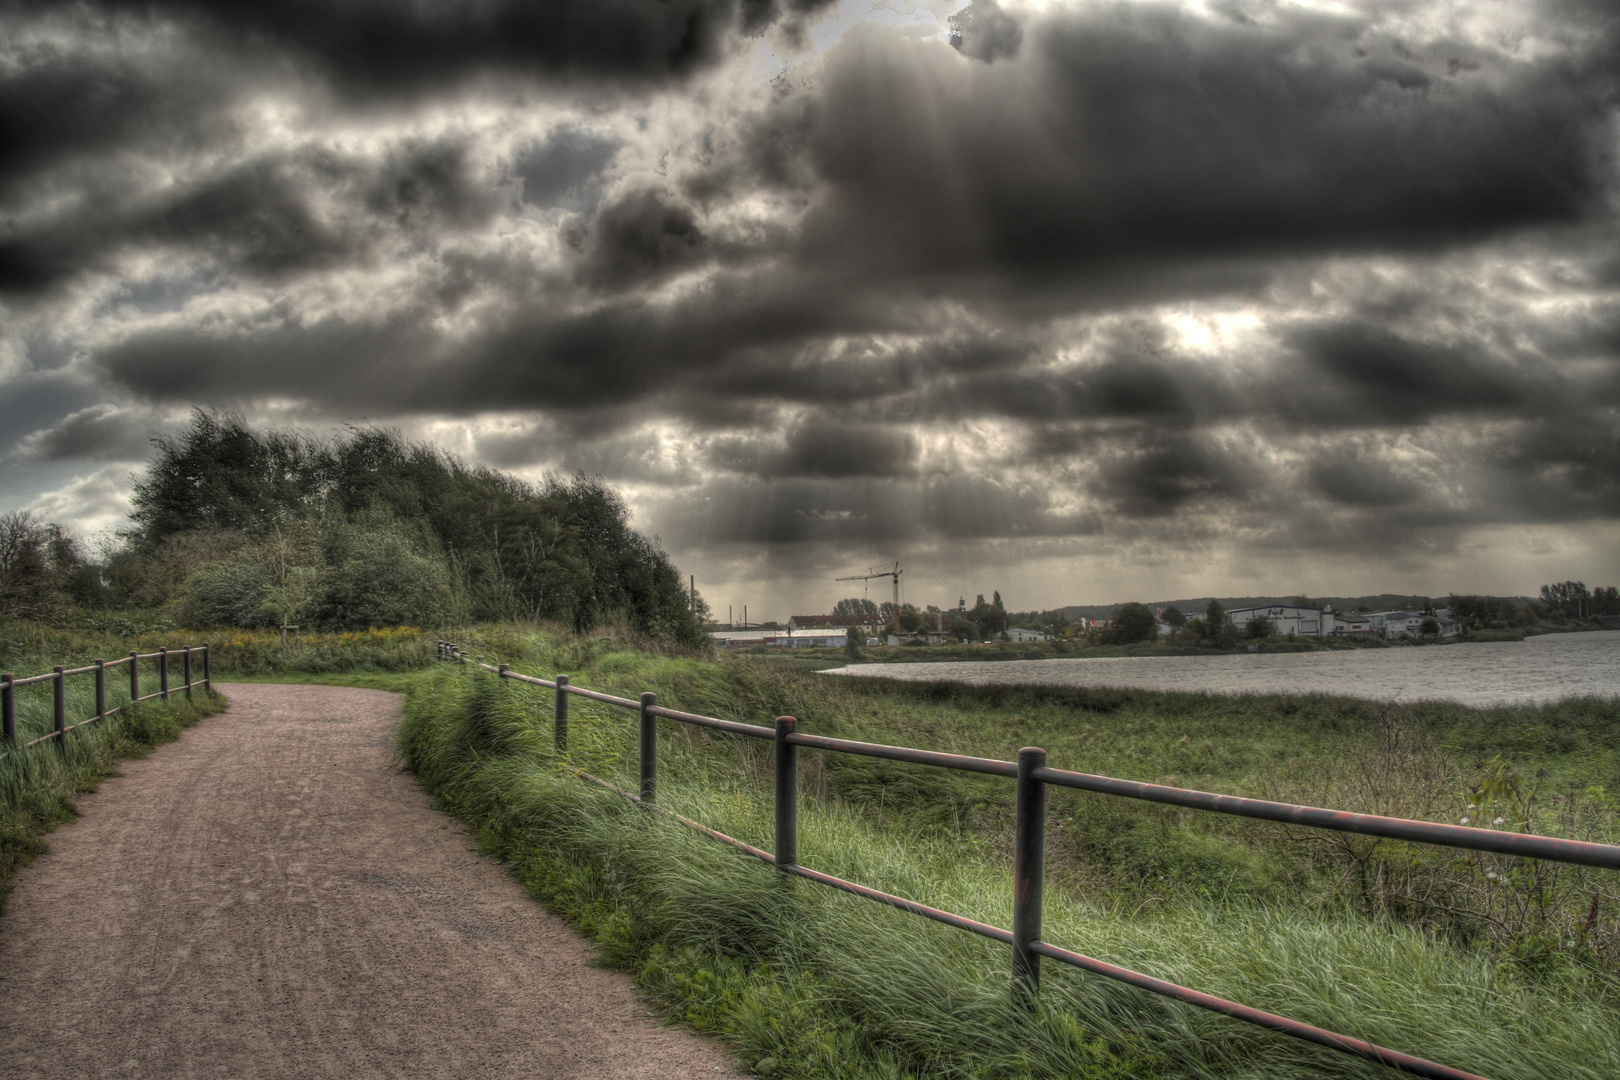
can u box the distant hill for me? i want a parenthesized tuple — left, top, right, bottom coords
(1054, 594, 1537, 621)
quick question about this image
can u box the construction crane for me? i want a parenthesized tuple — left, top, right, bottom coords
(835, 563, 902, 630)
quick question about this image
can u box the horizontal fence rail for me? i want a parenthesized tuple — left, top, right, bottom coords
(437, 640, 1619, 1080)
(2, 644, 211, 752)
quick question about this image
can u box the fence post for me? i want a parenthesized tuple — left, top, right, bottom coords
(1012, 746, 1047, 1010)
(159, 648, 169, 700)
(554, 675, 569, 752)
(202, 643, 211, 691)
(775, 716, 798, 870)
(95, 660, 106, 721)
(2, 673, 13, 748)
(129, 651, 140, 703)
(183, 647, 193, 700)
(54, 666, 66, 752)
(639, 692, 658, 803)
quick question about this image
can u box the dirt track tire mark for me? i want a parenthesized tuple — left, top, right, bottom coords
(0, 683, 743, 1080)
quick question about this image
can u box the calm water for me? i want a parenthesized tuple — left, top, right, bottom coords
(825, 631, 1620, 708)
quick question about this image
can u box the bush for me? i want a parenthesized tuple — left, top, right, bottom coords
(186, 560, 273, 628)
(319, 525, 459, 630)
(1108, 603, 1159, 645)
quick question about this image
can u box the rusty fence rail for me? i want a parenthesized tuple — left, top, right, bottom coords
(2, 644, 211, 752)
(438, 641, 1619, 1080)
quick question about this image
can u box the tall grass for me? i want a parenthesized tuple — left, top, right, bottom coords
(400, 642, 1620, 1080)
(1, 620, 437, 678)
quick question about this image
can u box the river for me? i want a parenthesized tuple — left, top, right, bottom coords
(824, 630, 1620, 708)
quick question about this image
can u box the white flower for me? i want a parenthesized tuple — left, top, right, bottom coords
(1493, 816, 1505, 825)
(1459, 817, 1471, 825)
(1486, 871, 1499, 880)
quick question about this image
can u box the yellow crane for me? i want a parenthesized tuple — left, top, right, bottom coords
(835, 562, 902, 632)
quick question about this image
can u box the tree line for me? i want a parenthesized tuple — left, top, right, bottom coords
(0, 410, 706, 643)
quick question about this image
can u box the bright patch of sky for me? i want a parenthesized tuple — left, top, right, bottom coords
(751, 0, 971, 78)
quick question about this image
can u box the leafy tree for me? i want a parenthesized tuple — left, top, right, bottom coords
(1161, 605, 1186, 630)
(1246, 615, 1275, 640)
(0, 511, 57, 620)
(318, 520, 458, 630)
(1540, 581, 1594, 620)
(834, 597, 879, 620)
(949, 616, 980, 642)
(1420, 617, 1440, 639)
(968, 593, 1008, 636)
(121, 411, 704, 641)
(1196, 599, 1237, 647)
(1107, 602, 1158, 645)
(187, 561, 274, 628)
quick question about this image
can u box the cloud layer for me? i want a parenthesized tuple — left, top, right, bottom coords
(2, 0, 1617, 610)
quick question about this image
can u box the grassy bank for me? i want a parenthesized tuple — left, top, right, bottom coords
(1, 622, 436, 678)
(401, 630, 1620, 1079)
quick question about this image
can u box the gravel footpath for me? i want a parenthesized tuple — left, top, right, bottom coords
(0, 683, 745, 1080)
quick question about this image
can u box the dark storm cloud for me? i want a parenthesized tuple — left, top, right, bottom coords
(653, 473, 1099, 549)
(578, 187, 709, 291)
(1285, 323, 1535, 423)
(29, 0, 835, 99)
(760, 4, 1615, 296)
(1306, 454, 1424, 509)
(4, 136, 502, 292)
(0, 20, 245, 197)
(709, 422, 920, 479)
(1094, 433, 1261, 518)
(5, 0, 1619, 586)
(15, 404, 153, 461)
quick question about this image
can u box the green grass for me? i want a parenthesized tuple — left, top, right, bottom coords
(0, 620, 438, 679)
(399, 629, 1620, 1080)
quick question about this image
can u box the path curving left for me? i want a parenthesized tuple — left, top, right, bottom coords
(0, 683, 744, 1080)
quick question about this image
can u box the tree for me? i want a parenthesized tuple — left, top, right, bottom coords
(833, 597, 879, 620)
(124, 413, 706, 641)
(1161, 605, 1186, 630)
(1198, 599, 1236, 648)
(0, 511, 57, 620)
(1540, 581, 1592, 620)
(1107, 603, 1158, 645)
(949, 616, 980, 642)
(1246, 615, 1275, 640)
(968, 593, 1008, 636)
(1419, 617, 1440, 640)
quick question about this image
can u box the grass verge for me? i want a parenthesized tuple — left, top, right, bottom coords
(401, 633, 1620, 1080)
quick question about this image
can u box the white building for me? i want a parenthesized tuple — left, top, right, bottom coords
(1226, 605, 1324, 637)
(1006, 627, 1049, 643)
(1322, 610, 1372, 637)
(1366, 611, 1462, 639)
(709, 628, 850, 649)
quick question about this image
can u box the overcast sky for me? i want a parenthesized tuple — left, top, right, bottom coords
(2, 0, 1617, 617)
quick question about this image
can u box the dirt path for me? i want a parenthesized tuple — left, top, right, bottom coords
(0, 683, 744, 1080)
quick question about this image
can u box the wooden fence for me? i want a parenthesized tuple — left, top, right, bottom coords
(2, 644, 211, 751)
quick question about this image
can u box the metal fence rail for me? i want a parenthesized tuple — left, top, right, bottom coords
(2, 645, 211, 751)
(438, 641, 1620, 1080)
